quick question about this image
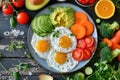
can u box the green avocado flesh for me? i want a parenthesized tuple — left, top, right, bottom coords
(25, 0, 49, 11)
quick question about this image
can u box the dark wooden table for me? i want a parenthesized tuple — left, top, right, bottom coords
(0, 0, 120, 80)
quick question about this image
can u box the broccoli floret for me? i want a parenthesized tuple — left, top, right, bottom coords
(100, 46, 112, 62)
(100, 46, 120, 63)
(111, 49, 120, 59)
(99, 21, 119, 39)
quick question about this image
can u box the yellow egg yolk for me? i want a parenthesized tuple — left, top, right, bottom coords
(55, 52, 67, 64)
(59, 36, 72, 48)
(35, 40, 49, 53)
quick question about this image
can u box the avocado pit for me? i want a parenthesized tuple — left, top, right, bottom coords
(30, 0, 44, 5)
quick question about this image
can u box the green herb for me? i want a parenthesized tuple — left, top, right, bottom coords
(12, 71, 19, 80)
(53, 31, 59, 37)
(48, 6, 54, 12)
(24, 51, 31, 58)
(70, 33, 74, 36)
(112, 0, 120, 12)
(10, 15, 17, 28)
(6, 41, 16, 51)
(14, 63, 30, 70)
(16, 44, 23, 49)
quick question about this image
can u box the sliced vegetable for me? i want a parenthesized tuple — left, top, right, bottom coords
(85, 66, 93, 75)
(72, 48, 84, 61)
(83, 49, 91, 60)
(74, 12, 88, 24)
(77, 39, 86, 49)
(71, 24, 86, 39)
(84, 36, 94, 48)
(74, 72, 85, 80)
(12, 71, 19, 80)
(88, 44, 95, 53)
(38, 74, 53, 80)
(95, 18, 101, 24)
(82, 21, 94, 36)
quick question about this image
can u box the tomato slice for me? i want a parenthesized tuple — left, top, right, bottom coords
(117, 55, 120, 62)
(83, 49, 91, 60)
(78, 0, 89, 5)
(88, 44, 95, 53)
(84, 36, 94, 48)
(72, 48, 84, 61)
(77, 39, 86, 49)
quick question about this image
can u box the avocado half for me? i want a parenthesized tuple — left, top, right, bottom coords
(25, 0, 49, 11)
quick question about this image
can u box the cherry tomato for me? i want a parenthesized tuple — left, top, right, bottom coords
(78, 0, 89, 5)
(17, 12, 29, 25)
(77, 39, 86, 49)
(2, 3, 14, 16)
(89, 0, 95, 4)
(72, 48, 84, 61)
(12, 0, 24, 8)
(83, 49, 91, 60)
(88, 44, 95, 53)
(84, 36, 94, 48)
(118, 55, 120, 62)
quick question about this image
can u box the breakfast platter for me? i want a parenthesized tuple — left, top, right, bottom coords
(27, 3, 98, 73)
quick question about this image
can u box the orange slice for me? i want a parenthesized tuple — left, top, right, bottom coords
(95, 0, 115, 19)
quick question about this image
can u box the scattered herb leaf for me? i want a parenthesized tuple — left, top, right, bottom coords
(53, 31, 59, 37)
(10, 15, 17, 28)
(12, 71, 19, 80)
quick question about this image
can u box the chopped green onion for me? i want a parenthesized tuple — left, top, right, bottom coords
(96, 18, 101, 24)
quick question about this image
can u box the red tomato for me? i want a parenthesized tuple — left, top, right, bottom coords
(118, 55, 120, 62)
(83, 49, 91, 60)
(84, 36, 94, 48)
(88, 44, 95, 53)
(89, 0, 95, 4)
(2, 3, 14, 16)
(72, 48, 84, 61)
(77, 39, 86, 49)
(12, 0, 24, 8)
(17, 12, 29, 25)
(78, 0, 89, 5)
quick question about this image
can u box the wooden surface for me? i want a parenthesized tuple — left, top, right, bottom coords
(0, 0, 120, 80)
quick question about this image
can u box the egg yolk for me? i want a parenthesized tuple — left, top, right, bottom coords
(35, 40, 49, 53)
(55, 52, 67, 64)
(59, 36, 72, 48)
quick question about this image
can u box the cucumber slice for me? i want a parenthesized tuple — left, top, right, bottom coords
(85, 67, 93, 75)
(96, 18, 101, 24)
(74, 72, 85, 80)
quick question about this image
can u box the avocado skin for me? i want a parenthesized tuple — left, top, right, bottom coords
(25, 0, 49, 11)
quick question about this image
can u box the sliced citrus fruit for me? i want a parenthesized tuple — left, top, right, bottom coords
(95, 0, 115, 19)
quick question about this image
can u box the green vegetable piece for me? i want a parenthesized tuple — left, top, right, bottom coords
(85, 67, 93, 75)
(99, 21, 119, 39)
(111, 49, 120, 59)
(10, 16, 17, 28)
(74, 72, 85, 80)
(100, 47, 112, 62)
(12, 71, 19, 80)
(99, 42, 108, 48)
(23, 63, 29, 70)
(96, 18, 101, 24)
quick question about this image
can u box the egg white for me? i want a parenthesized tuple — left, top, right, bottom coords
(50, 26, 77, 53)
(46, 49, 79, 72)
(31, 33, 51, 59)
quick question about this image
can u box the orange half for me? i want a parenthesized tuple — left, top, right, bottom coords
(95, 0, 115, 19)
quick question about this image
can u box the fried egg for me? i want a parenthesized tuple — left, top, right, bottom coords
(50, 27, 77, 53)
(46, 49, 79, 72)
(31, 33, 51, 59)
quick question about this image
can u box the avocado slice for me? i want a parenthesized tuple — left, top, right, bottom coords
(25, 0, 49, 11)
